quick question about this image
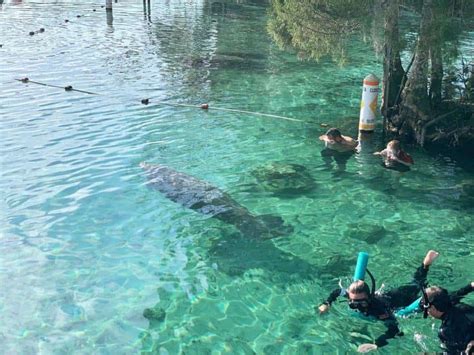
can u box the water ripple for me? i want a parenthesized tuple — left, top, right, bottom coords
(1, 1, 473, 354)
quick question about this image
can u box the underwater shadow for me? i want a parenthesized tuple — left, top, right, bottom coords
(362, 171, 474, 213)
(140, 162, 320, 282)
(207, 232, 320, 283)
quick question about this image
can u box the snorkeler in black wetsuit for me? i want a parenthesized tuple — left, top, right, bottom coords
(422, 283, 474, 354)
(318, 250, 439, 353)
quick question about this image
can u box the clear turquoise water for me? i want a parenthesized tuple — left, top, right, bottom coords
(1, 1, 473, 353)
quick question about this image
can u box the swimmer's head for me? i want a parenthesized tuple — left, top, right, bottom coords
(348, 280, 371, 312)
(387, 140, 401, 153)
(424, 286, 452, 317)
(326, 128, 342, 140)
(348, 280, 370, 297)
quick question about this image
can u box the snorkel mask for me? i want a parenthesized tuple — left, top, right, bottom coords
(349, 298, 370, 311)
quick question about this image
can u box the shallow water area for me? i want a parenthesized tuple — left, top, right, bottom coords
(1, 0, 473, 353)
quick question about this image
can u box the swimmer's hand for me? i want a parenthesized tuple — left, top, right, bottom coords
(358, 344, 378, 353)
(374, 149, 388, 157)
(318, 304, 329, 314)
(423, 250, 439, 267)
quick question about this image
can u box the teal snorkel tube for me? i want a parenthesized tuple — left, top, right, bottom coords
(353, 252, 376, 295)
(395, 297, 422, 317)
(395, 285, 429, 318)
(354, 252, 369, 281)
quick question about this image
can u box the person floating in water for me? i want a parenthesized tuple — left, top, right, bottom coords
(319, 128, 357, 172)
(374, 140, 414, 172)
(421, 282, 474, 354)
(318, 250, 439, 353)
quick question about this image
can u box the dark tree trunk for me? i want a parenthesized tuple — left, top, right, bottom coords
(429, 44, 443, 107)
(429, 8, 443, 108)
(397, 0, 433, 144)
(382, 0, 404, 120)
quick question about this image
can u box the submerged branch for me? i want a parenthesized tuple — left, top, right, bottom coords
(420, 109, 459, 146)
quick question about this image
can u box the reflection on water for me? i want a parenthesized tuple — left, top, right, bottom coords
(0, 0, 473, 354)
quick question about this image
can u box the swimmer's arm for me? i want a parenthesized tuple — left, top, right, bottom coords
(341, 135, 358, 147)
(319, 134, 330, 142)
(374, 317, 400, 348)
(359, 317, 400, 351)
(449, 282, 474, 305)
(392, 156, 413, 166)
(373, 149, 387, 157)
(318, 288, 346, 313)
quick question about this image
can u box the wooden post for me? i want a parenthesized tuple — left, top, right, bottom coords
(106, 9, 113, 25)
(106, 0, 112, 11)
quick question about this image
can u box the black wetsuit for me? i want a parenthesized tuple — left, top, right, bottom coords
(322, 264, 429, 348)
(438, 284, 474, 354)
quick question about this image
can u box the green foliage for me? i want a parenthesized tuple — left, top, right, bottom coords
(267, 0, 374, 63)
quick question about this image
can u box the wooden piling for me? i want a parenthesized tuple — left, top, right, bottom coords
(106, 0, 112, 11)
(106, 9, 113, 25)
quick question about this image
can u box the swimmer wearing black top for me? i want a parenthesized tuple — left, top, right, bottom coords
(318, 250, 439, 353)
(422, 283, 474, 354)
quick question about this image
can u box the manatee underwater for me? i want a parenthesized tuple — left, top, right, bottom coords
(140, 163, 319, 280)
(140, 162, 294, 239)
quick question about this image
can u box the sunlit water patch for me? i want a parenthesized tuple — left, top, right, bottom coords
(1, 0, 473, 354)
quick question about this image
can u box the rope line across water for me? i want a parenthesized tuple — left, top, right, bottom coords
(15, 78, 98, 95)
(15, 78, 303, 123)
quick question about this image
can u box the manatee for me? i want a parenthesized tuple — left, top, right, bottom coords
(140, 163, 293, 239)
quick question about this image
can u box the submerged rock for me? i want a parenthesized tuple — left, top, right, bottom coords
(143, 307, 166, 322)
(319, 254, 355, 278)
(345, 222, 390, 244)
(249, 162, 316, 197)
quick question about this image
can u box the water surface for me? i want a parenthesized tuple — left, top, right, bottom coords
(1, 1, 473, 353)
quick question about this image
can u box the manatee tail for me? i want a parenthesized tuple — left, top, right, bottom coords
(238, 214, 293, 239)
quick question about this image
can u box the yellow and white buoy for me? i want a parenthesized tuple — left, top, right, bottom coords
(358, 74, 380, 132)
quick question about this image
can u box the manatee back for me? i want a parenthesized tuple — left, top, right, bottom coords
(142, 163, 238, 216)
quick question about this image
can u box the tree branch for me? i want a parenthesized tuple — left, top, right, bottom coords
(420, 109, 459, 146)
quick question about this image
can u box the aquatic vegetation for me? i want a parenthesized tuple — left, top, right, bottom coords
(249, 162, 316, 197)
(344, 222, 391, 245)
(143, 307, 166, 322)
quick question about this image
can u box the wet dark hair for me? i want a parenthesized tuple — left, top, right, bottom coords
(426, 287, 452, 312)
(325, 128, 342, 138)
